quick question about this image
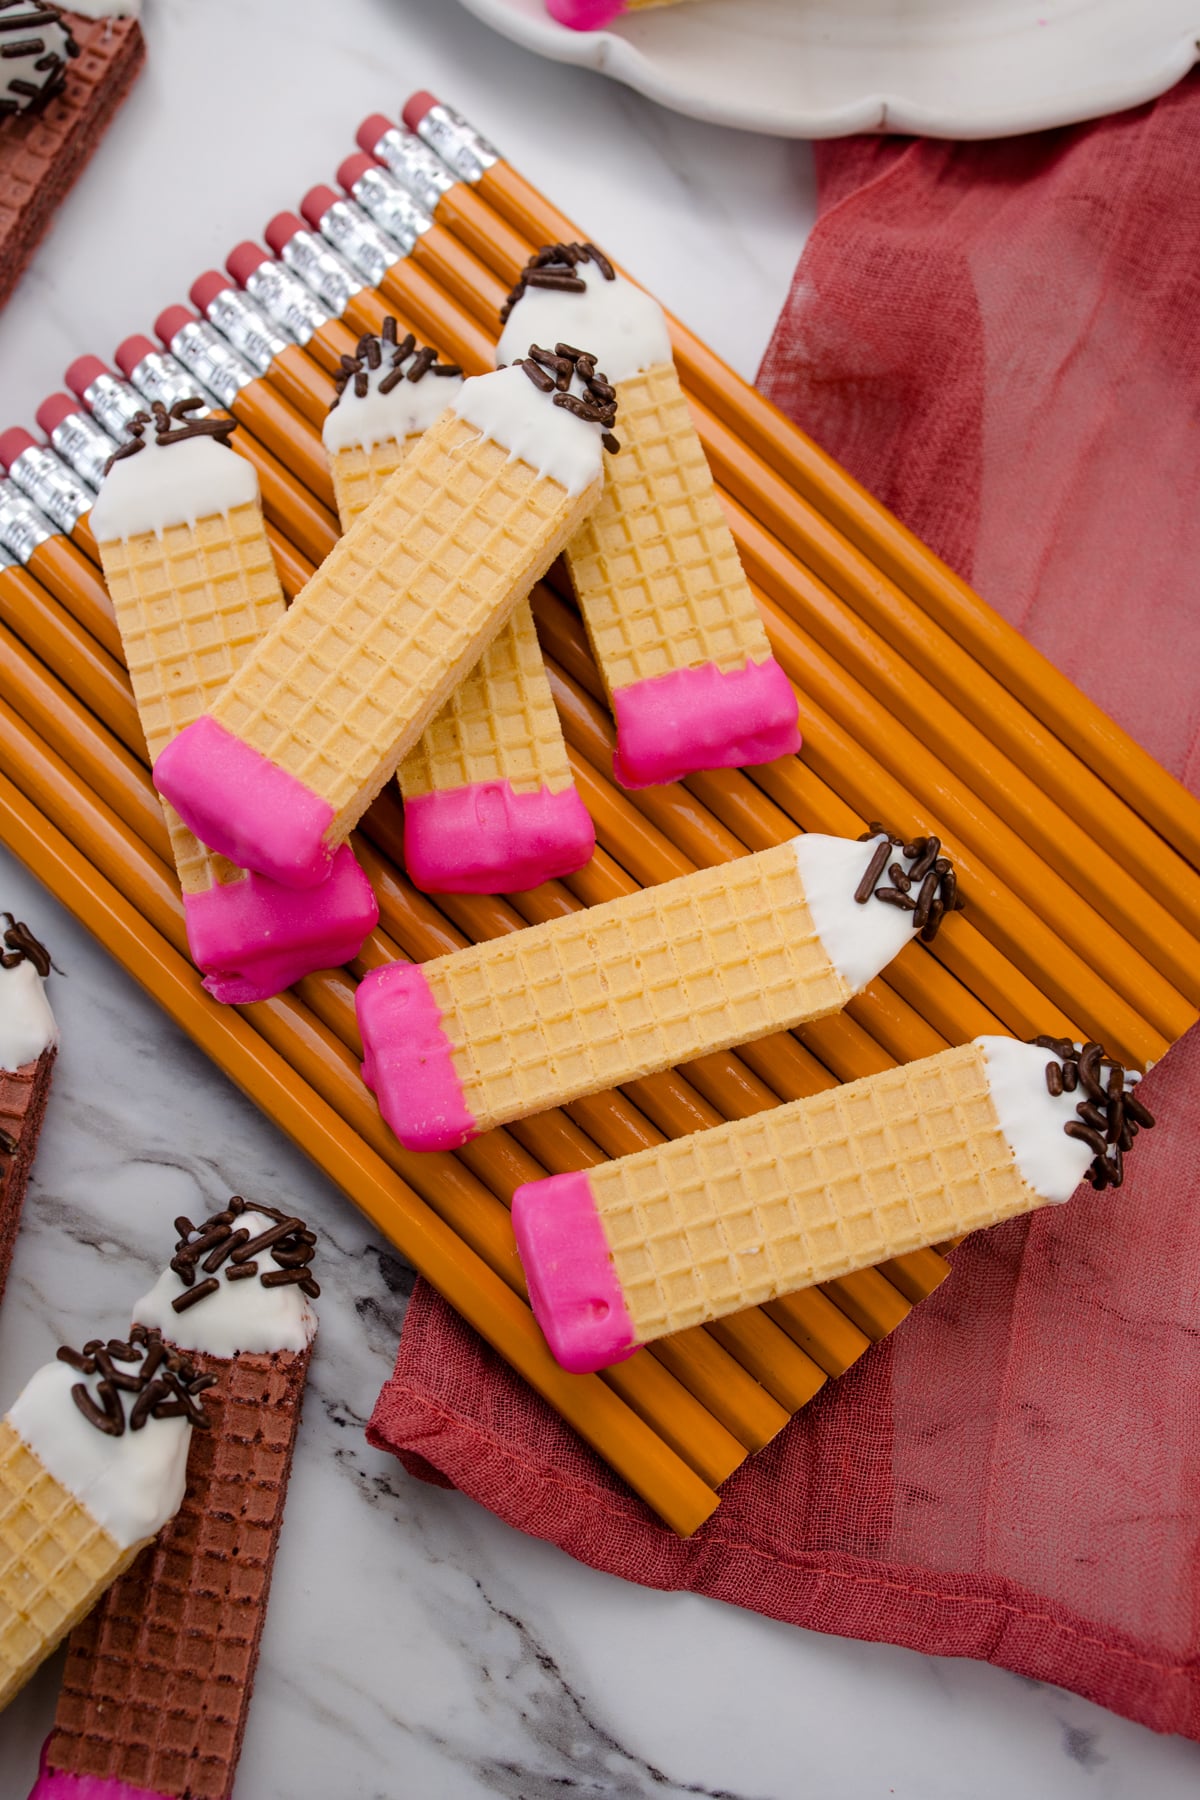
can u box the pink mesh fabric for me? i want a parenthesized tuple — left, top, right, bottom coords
(369, 79, 1200, 1737)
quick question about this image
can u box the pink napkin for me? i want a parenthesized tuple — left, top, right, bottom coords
(370, 76, 1200, 1737)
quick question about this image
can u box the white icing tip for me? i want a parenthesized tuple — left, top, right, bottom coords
(0, 958, 57, 1071)
(792, 833, 926, 994)
(133, 1208, 318, 1357)
(7, 1359, 192, 1550)
(496, 255, 670, 386)
(977, 1037, 1096, 1204)
(323, 348, 463, 456)
(452, 362, 605, 497)
(91, 433, 260, 542)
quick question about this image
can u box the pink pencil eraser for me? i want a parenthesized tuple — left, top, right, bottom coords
(190, 269, 231, 314)
(0, 426, 36, 470)
(402, 92, 438, 132)
(337, 151, 376, 195)
(546, 0, 628, 25)
(36, 393, 79, 437)
(64, 354, 111, 398)
(264, 212, 305, 256)
(356, 113, 395, 157)
(300, 185, 339, 231)
(226, 240, 270, 286)
(114, 334, 158, 379)
(154, 305, 195, 348)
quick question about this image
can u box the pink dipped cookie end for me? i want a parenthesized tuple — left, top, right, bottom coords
(31, 1740, 172, 1800)
(512, 1172, 638, 1373)
(185, 846, 379, 1005)
(356, 961, 476, 1151)
(154, 717, 336, 891)
(611, 657, 801, 789)
(546, 0, 628, 26)
(403, 782, 595, 895)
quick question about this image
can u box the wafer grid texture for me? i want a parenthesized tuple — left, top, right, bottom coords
(211, 412, 597, 837)
(567, 362, 775, 696)
(99, 501, 286, 896)
(0, 1418, 139, 1708)
(331, 435, 414, 526)
(46, 1348, 310, 1800)
(428, 840, 850, 1129)
(333, 438, 576, 801)
(592, 1042, 1043, 1342)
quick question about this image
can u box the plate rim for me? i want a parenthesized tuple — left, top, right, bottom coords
(455, 0, 1200, 140)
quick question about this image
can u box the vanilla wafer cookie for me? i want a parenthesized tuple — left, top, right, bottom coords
(326, 320, 594, 895)
(91, 400, 377, 1002)
(0, 1328, 210, 1708)
(157, 351, 613, 889)
(37, 1199, 318, 1799)
(498, 244, 800, 788)
(513, 1036, 1156, 1371)
(358, 829, 961, 1151)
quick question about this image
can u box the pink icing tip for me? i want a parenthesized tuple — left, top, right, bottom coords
(512, 1171, 638, 1373)
(610, 656, 801, 789)
(154, 716, 337, 891)
(403, 781, 595, 895)
(356, 961, 476, 1152)
(402, 91, 438, 133)
(546, 0, 628, 24)
(184, 846, 378, 1005)
(357, 113, 396, 157)
(64, 353, 110, 398)
(31, 1738, 169, 1800)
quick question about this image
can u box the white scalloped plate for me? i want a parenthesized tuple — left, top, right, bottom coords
(455, 0, 1200, 139)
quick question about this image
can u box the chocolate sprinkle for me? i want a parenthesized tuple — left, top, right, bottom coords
(851, 824, 964, 942)
(501, 241, 616, 323)
(513, 342, 621, 452)
(1, 912, 52, 976)
(168, 1195, 320, 1304)
(58, 1324, 213, 1437)
(328, 316, 460, 415)
(0, 0, 77, 119)
(1031, 1035, 1154, 1189)
(103, 398, 237, 474)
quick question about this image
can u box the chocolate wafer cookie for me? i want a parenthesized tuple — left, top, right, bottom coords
(0, 916, 57, 1304)
(39, 1198, 319, 1800)
(0, 9, 145, 313)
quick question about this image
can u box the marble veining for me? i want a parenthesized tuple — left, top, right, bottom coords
(1, 1, 1200, 1795)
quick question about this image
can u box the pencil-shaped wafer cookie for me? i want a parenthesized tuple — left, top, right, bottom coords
(358, 828, 961, 1151)
(513, 1036, 1157, 1371)
(325, 320, 595, 894)
(36, 1197, 318, 1800)
(155, 350, 613, 889)
(0, 917, 56, 1306)
(0, 1327, 210, 1709)
(90, 400, 378, 1002)
(498, 244, 801, 788)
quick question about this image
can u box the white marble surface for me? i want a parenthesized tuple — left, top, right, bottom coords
(1, 3, 1199, 1796)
